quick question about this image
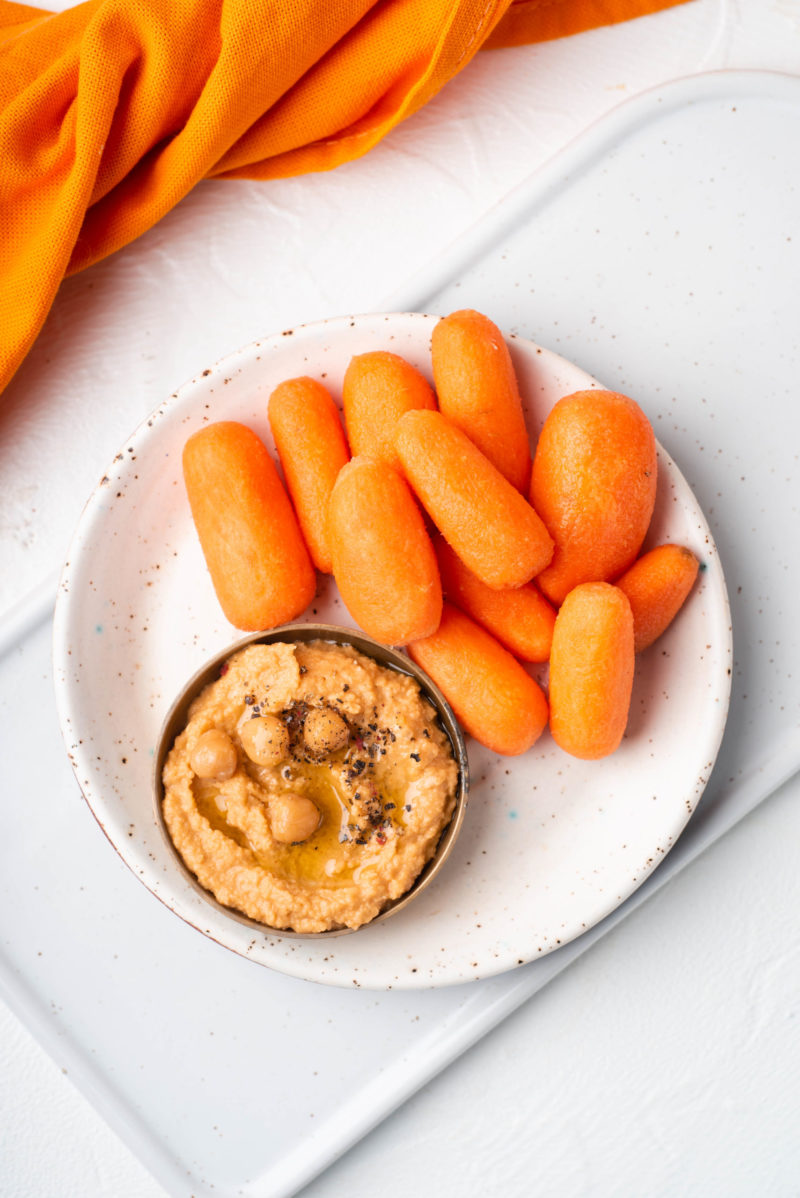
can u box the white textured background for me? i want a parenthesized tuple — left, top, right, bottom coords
(2, 1, 800, 1195)
(2, 778, 799, 1196)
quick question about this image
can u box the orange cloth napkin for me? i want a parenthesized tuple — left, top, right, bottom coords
(0, 0, 687, 395)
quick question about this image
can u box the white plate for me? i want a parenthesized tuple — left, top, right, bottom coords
(53, 311, 731, 989)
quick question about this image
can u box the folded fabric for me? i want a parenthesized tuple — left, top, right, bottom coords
(0, 0, 688, 396)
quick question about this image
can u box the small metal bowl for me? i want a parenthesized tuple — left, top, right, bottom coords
(152, 623, 469, 938)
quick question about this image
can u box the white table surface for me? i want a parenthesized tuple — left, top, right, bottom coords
(2, 1, 800, 1194)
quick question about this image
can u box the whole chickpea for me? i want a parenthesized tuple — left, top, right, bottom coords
(239, 714, 289, 767)
(303, 706, 349, 757)
(269, 795, 321, 844)
(190, 728, 238, 781)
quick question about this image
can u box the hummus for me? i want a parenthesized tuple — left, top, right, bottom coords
(161, 640, 459, 933)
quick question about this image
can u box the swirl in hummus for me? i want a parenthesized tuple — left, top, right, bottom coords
(161, 640, 459, 933)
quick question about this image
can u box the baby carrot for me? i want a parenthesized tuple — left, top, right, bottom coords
(268, 376, 350, 574)
(327, 456, 441, 645)
(548, 582, 634, 760)
(407, 603, 549, 756)
(342, 351, 436, 471)
(434, 536, 556, 662)
(431, 309, 532, 492)
(615, 544, 700, 652)
(182, 421, 316, 631)
(394, 409, 553, 590)
(530, 390, 657, 605)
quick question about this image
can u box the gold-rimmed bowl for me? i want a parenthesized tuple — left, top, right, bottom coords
(152, 623, 470, 939)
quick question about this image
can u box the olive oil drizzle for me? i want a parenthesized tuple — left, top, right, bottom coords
(192, 780, 250, 850)
(195, 711, 412, 888)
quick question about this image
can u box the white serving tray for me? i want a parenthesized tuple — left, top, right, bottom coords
(2, 70, 799, 1198)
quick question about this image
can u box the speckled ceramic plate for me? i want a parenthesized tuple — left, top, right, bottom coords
(53, 312, 731, 989)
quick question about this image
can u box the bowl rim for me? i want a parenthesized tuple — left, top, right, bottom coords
(151, 622, 470, 939)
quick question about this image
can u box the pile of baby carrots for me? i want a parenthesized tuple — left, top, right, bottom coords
(182, 309, 699, 761)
